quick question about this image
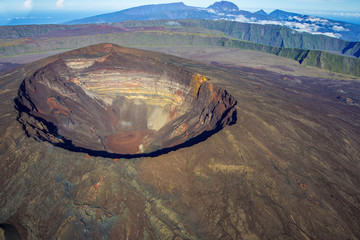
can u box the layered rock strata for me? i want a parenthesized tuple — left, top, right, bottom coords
(15, 43, 237, 155)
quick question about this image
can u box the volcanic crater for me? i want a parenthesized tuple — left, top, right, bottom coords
(15, 44, 237, 156)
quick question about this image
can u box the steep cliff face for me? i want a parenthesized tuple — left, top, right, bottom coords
(1, 20, 359, 77)
(15, 43, 236, 156)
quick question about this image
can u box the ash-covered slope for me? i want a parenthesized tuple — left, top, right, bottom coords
(15, 43, 236, 156)
(0, 45, 360, 239)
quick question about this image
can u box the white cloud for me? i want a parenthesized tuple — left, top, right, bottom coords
(332, 25, 349, 31)
(235, 15, 251, 23)
(23, 0, 32, 9)
(257, 20, 283, 26)
(231, 13, 343, 39)
(166, 21, 180, 26)
(293, 16, 303, 21)
(307, 17, 328, 23)
(284, 22, 321, 32)
(56, 0, 64, 8)
(284, 21, 341, 38)
(317, 32, 341, 38)
(333, 12, 360, 17)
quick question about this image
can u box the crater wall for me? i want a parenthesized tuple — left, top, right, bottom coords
(15, 44, 237, 156)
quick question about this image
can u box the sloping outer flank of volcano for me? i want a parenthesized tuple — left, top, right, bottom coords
(0, 43, 360, 239)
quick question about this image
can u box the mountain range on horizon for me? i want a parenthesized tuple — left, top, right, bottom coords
(1, 0, 360, 76)
(66, 1, 360, 42)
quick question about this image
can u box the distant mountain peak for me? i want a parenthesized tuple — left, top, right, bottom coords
(269, 9, 301, 19)
(127, 2, 191, 12)
(254, 9, 267, 16)
(208, 1, 239, 12)
(157, 2, 186, 7)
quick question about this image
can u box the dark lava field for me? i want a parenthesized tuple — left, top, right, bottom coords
(0, 43, 360, 239)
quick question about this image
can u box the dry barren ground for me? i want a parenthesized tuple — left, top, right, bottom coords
(0, 45, 359, 239)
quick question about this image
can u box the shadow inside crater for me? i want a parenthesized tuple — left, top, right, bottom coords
(0, 223, 21, 240)
(15, 98, 237, 159)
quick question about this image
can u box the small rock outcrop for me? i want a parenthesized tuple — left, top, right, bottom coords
(337, 95, 359, 106)
(15, 43, 237, 156)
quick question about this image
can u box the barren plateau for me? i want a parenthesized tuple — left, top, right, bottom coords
(0, 43, 360, 239)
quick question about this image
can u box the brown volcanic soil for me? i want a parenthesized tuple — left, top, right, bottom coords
(105, 130, 154, 154)
(0, 45, 360, 239)
(0, 49, 71, 74)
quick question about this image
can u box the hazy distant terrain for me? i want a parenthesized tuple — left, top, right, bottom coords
(66, 1, 360, 42)
(1, 19, 359, 76)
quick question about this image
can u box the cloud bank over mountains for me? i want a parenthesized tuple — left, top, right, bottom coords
(230, 13, 346, 38)
(200, 2, 359, 41)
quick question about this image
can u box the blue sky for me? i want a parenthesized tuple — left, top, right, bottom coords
(0, 0, 359, 12)
(1, 0, 360, 26)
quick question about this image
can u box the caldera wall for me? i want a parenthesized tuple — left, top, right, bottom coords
(15, 43, 237, 156)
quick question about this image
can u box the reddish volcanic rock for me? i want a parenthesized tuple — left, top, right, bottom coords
(15, 43, 237, 156)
